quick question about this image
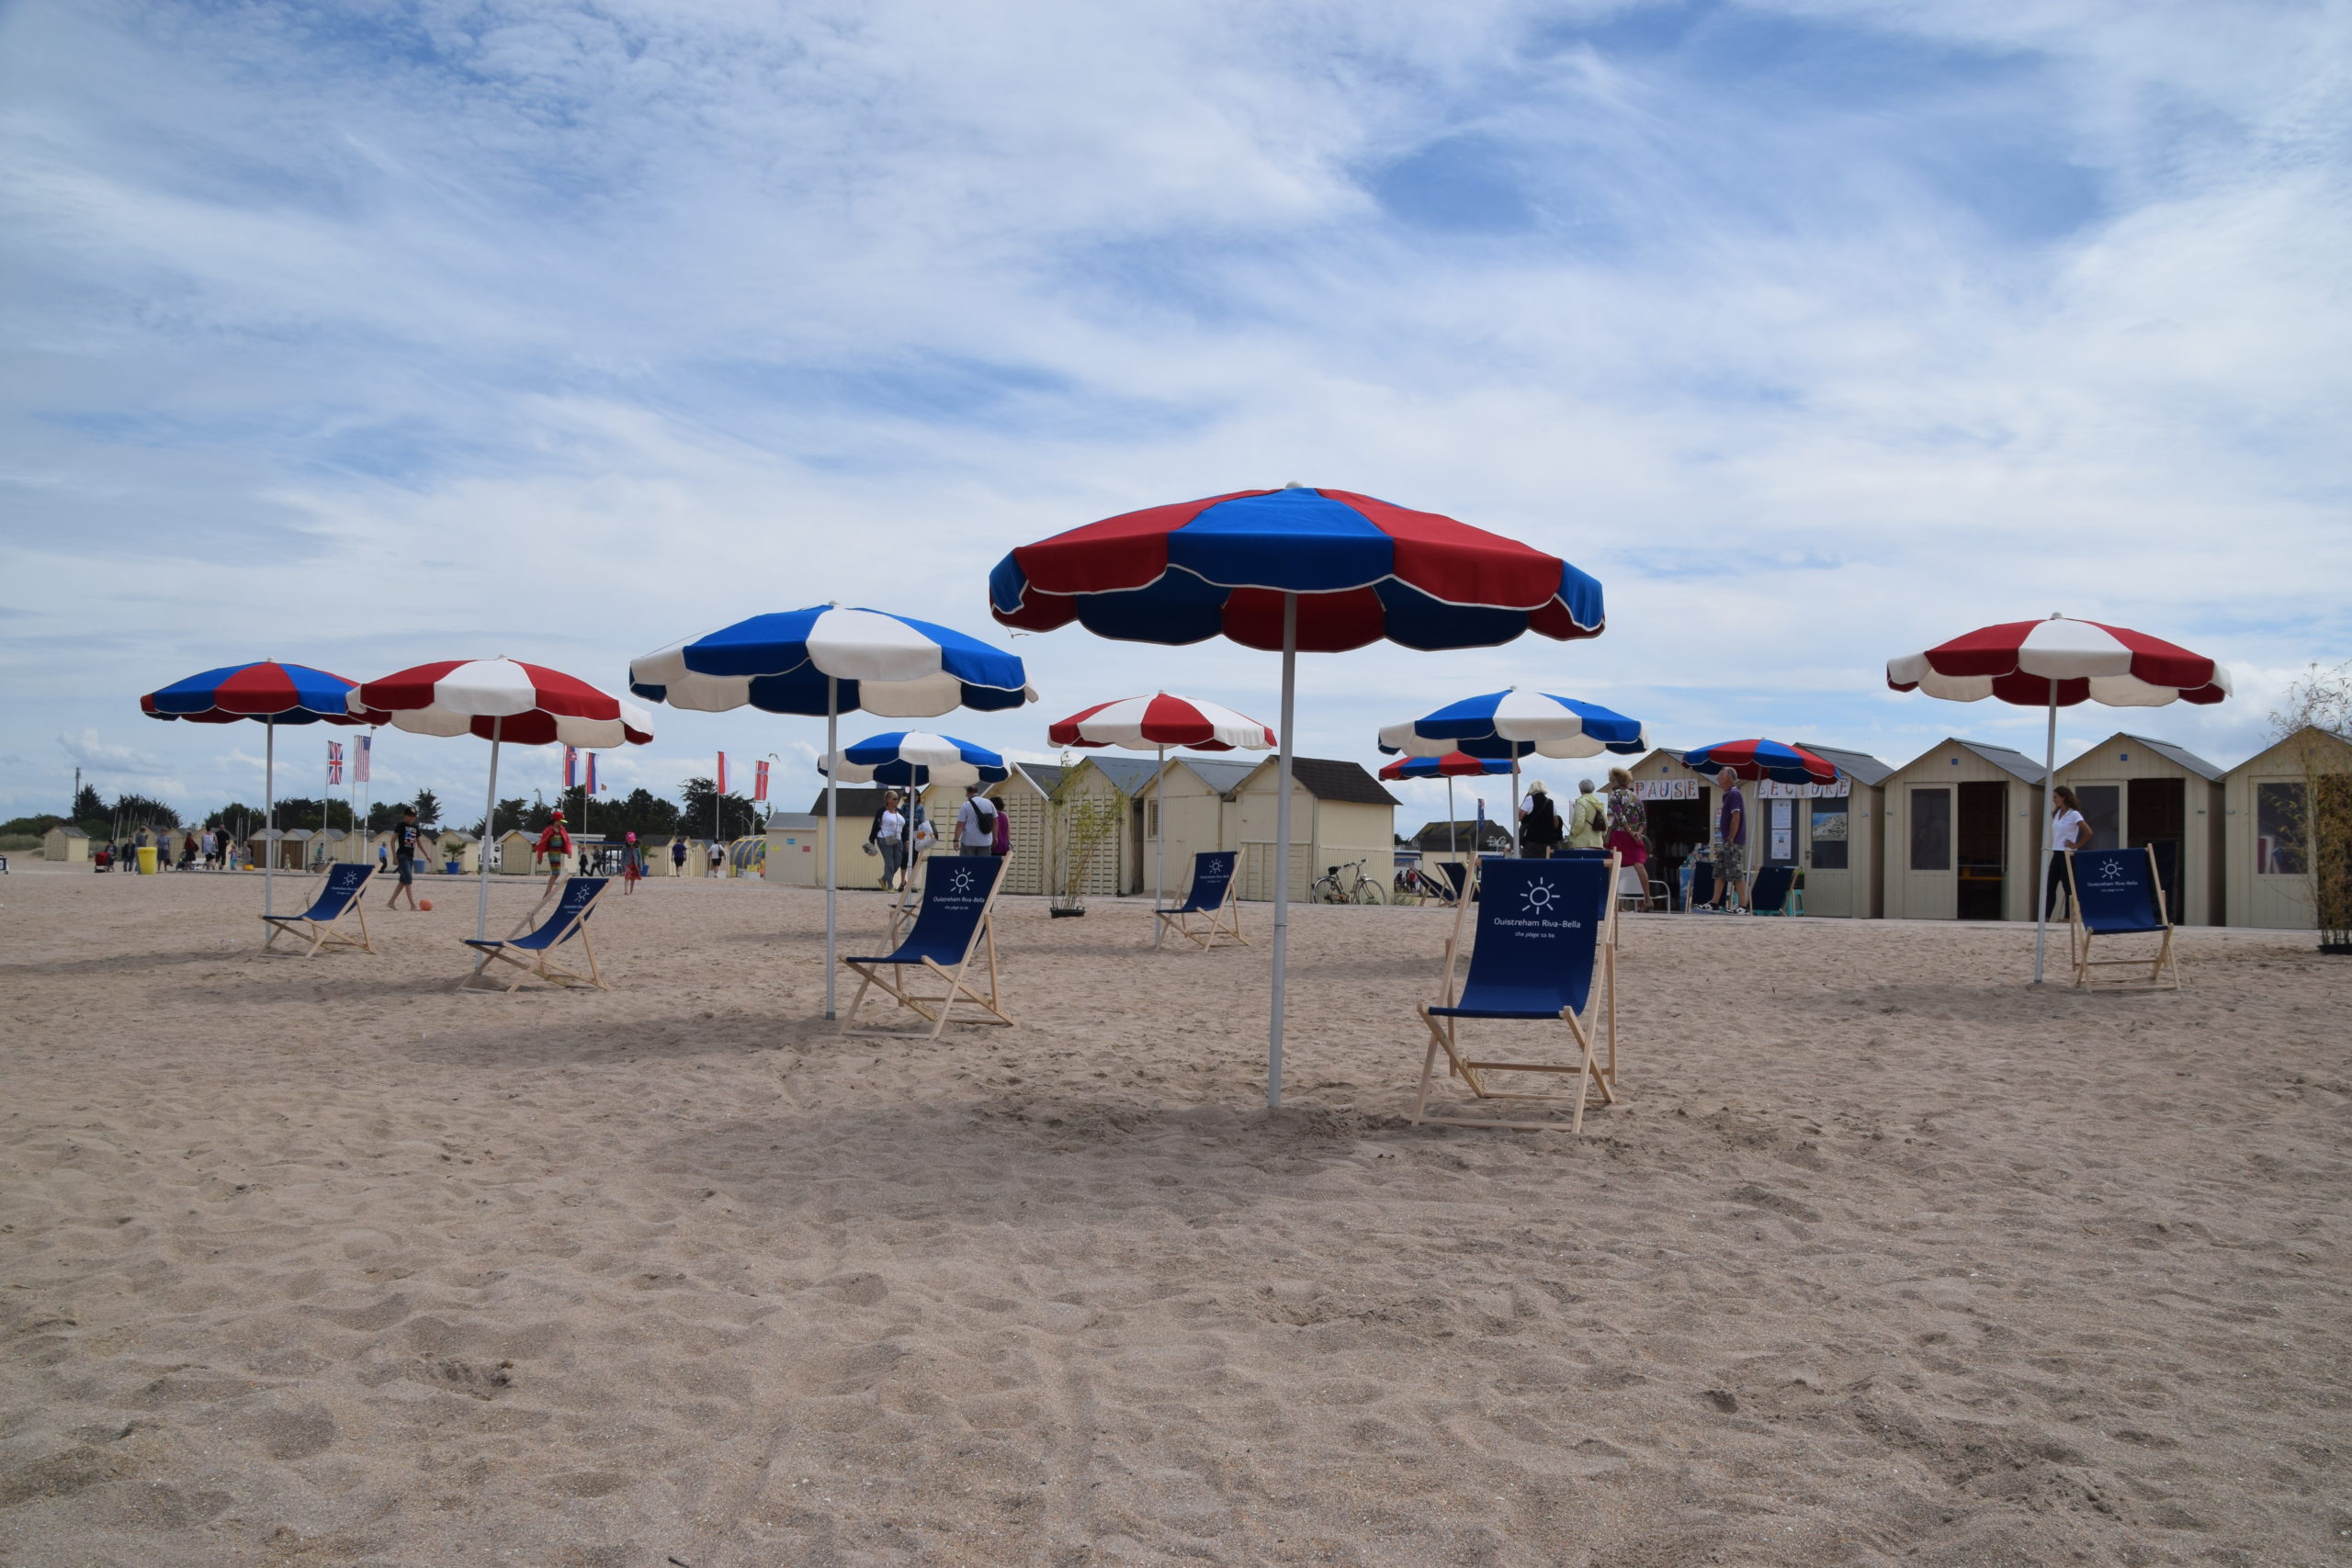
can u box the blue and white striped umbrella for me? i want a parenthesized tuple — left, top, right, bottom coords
(1378, 687, 1645, 761)
(820, 731, 1010, 788)
(630, 604, 1035, 718)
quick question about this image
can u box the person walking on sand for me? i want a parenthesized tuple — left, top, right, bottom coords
(955, 783, 999, 857)
(869, 790, 905, 888)
(671, 835, 688, 876)
(387, 807, 426, 909)
(1518, 779, 1562, 859)
(1712, 774, 1747, 912)
(622, 830, 642, 895)
(707, 839, 726, 878)
(1567, 778, 1608, 852)
(2047, 784, 2091, 919)
(534, 809, 571, 899)
(1605, 766, 1650, 900)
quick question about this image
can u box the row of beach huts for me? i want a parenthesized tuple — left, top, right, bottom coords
(40, 722, 2346, 930)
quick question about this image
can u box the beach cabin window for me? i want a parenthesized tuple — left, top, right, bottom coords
(1808, 798, 1849, 869)
(1909, 788, 1951, 871)
(2074, 784, 2121, 852)
(1146, 801, 1159, 838)
(2256, 782, 2306, 874)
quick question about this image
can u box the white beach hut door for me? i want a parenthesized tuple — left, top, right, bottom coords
(1805, 795, 1851, 917)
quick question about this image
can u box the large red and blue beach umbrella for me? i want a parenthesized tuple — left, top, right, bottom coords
(992, 484, 1605, 1107)
(630, 604, 1035, 1018)
(1888, 613, 2230, 983)
(141, 660, 375, 915)
(1680, 739, 1841, 786)
(1380, 750, 1515, 863)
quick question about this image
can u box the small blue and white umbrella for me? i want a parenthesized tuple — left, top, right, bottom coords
(630, 604, 1035, 1018)
(1380, 688, 1645, 853)
(820, 731, 1011, 788)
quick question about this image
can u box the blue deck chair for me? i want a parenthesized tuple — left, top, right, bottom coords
(461, 876, 611, 992)
(843, 853, 1012, 1038)
(2064, 848, 2180, 989)
(1157, 850, 1248, 950)
(1436, 860, 1470, 905)
(1414, 854, 1621, 1134)
(1748, 864, 1797, 916)
(261, 863, 376, 956)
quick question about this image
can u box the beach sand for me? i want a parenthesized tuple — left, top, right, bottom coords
(1, 861, 2346, 1567)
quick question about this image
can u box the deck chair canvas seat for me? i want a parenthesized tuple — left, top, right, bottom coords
(1748, 864, 1797, 916)
(261, 863, 376, 956)
(1413, 855, 1621, 1134)
(2064, 848, 2180, 989)
(1156, 850, 1247, 950)
(842, 854, 1012, 1038)
(461, 876, 611, 992)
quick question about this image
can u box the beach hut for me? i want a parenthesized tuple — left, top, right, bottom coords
(493, 829, 537, 874)
(1623, 750, 1719, 906)
(1130, 755, 1261, 887)
(1880, 739, 2047, 921)
(762, 813, 829, 886)
(2222, 725, 2352, 930)
(307, 827, 354, 867)
(2054, 732, 2225, 925)
(42, 825, 88, 863)
(1225, 756, 1397, 903)
(1778, 743, 1893, 919)
(248, 827, 307, 871)
(776, 787, 895, 887)
(1048, 757, 1159, 897)
(916, 764, 1067, 896)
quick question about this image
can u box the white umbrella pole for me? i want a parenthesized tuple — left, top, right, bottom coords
(2032, 691, 2056, 985)
(1269, 593, 1297, 1110)
(1152, 743, 1166, 950)
(478, 718, 501, 942)
(824, 677, 838, 1020)
(263, 716, 275, 915)
(1447, 777, 1456, 860)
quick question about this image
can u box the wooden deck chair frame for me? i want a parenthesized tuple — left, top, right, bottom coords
(261, 863, 377, 957)
(1412, 852, 1621, 1134)
(2064, 847, 2181, 990)
(1156, 848, 1249, 950)
(461, 876, 611, 993)
(843, 853, 1015, 1040)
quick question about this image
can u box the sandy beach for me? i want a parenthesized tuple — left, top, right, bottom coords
(2, 861, 2346, 1567)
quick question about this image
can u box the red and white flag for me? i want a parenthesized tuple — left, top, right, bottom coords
(752, 759, 770, 803)
(716, 751, 729, 795)
(355, 734, 371, 784)
(326, 739, 345, 785)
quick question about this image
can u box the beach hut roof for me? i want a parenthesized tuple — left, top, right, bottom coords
(52, 825, 88, 838)
(441, 829, 477, 842)
(1169, 757, 1259, 796)
(2099, 732, 2226, 783)
(1914, 739, 2048, 785)
(1795, 742, 1895, 787)
(766, 812, 823, 830)
(1079, 757, 1161, 796)
(1012, 762, 1068, 795)
(805, 786, 895, 816)
(1283, 757, 1400, 807)
(2220, 724, 2352, 778)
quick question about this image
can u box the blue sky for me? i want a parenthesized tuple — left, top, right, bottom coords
(3, 0, 2346, 831)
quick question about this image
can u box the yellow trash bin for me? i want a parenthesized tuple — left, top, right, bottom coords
(136, 845, 158, 874)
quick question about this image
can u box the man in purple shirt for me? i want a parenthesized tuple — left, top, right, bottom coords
(1713, 775, 1747, 912)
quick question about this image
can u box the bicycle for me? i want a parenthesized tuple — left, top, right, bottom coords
(1312, 858, 1385, 905)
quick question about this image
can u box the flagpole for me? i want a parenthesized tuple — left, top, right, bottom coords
(478, 717, 501, 942)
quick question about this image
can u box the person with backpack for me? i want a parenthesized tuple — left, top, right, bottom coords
(955, 784, 1000, 857)
(1518, 779, 1563, 859)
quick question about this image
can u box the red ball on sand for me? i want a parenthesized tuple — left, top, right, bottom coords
(419, 899, 433, 910)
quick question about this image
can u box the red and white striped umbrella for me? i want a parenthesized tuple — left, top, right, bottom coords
(353, 660, 655, 748)
(1047, 692, 1276, 751)
(350, 660, 651, 938)
(1887, 615, 2230, 707)
(1887, 613, 2228, 983)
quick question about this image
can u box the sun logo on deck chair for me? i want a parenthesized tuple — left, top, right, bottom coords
(949, 866, 977, 894)
(1521, 877, 1558, 916)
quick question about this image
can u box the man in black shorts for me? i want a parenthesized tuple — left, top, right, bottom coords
(387, 807, 426, 909)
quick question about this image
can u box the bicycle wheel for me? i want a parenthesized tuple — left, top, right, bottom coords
(1351, 879, 1385, 906)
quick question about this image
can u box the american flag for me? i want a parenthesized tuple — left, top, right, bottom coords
(752, 759, 769, 803)
(355, 734, 370, 784)
(327, 740, 345, 785)
(716, 751, 729, 795)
